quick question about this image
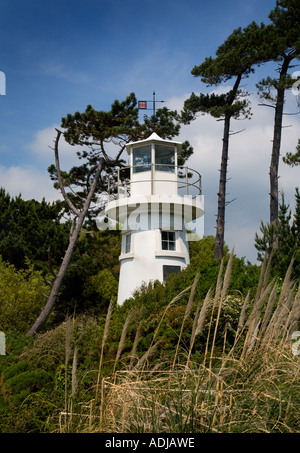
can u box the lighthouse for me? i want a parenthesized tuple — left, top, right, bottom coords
(104, 132, 204, 305)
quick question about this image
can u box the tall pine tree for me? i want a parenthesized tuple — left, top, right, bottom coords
(256, 0, 300, 245)
(182, 22, 269, 259)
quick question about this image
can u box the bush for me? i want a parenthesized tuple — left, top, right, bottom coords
(0, 257, 52, 334)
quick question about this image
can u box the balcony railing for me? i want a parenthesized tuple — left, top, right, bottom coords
(107, 164, 202, 199)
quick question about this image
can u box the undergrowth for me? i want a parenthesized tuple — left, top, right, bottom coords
(0, 251, 299, 433)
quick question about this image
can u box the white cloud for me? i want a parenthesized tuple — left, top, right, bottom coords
(21, 124, 130, 203)
(26, 124, 128, 167)
(0, 165, 62, 202)
(0, 125, 81, 204)
(25, 124, 81, 170)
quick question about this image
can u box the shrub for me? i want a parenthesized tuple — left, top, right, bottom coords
(0, 257, 52, 334)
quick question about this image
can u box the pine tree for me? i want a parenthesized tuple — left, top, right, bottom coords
(256, 0, 300, 243)
(0, 188, 69, 272)
(291, 187, 300, 267)
(283, 138, 300, 166)
(182, 22, 269, 259)
(255, 190, 300, 280)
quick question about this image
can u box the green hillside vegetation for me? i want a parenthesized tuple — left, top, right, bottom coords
(0, 225, 299, 433)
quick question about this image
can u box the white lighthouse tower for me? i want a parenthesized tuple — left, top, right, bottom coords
(105, 132, 204, 305)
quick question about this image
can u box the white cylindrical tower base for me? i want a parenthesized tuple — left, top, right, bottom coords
(105, 194, 204, 305)
(117, 227, 190, 305)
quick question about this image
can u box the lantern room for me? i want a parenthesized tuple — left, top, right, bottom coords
(127, 132, 182, 196)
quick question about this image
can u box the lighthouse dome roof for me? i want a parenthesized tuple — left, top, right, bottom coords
(126, 132, 182, 154)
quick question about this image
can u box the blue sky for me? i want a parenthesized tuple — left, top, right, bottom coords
(0, 0, 299, 263)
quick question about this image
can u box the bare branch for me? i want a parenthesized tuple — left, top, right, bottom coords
(282, 111, 300, 116)
(100, 140, 110, 161)
(225, 198, 237, 206)
(65, 182, 85, 201)
(229, 128, 245, 136)
(86, 164, 99, 193)
(258, 103, 276, 109)
(54, 129, 80, 217)
(83, 159, 104, 213)
(115, 143, 127, 161)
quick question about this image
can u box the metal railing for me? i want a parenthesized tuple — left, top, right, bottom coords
(107, 164, 202, 199)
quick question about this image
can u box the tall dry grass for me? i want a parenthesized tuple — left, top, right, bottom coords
(57, 253, 300, 433)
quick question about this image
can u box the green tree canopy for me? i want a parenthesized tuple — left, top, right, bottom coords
(255, 189, 300, 280)
(0, 188, 69, 272)
(0, 257, 52, 333)
(283, 138, 300, 166)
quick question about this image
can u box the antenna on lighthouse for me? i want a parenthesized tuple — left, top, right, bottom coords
(138, 91, 164, 131)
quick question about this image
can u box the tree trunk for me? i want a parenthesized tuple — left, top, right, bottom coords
(27, 216, 85, 335)
(215, 113, 231, 259)
(214, 74, 242, 260)
(27, 134, 103, 335)
(269, 56, 291, 248)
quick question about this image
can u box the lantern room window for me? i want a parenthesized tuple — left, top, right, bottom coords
(155, 145, 175, 172)
(132, 145, 151, 173)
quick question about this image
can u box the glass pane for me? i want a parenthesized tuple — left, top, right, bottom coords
(155, 145, 175, 172)
(125, 234, 131, 253)
(168, 242, 175, 251)
(161, 231, 168, 241)
(132, 145, 151, 173)
(162, 241, 168, 250)
(168, 232, 175, 242)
